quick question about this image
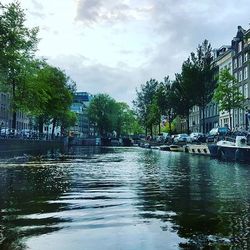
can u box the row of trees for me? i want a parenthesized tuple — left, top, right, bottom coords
(0, 1, 76, 135)
(134, 40, 245, 135)
(87, 94, 143, 137)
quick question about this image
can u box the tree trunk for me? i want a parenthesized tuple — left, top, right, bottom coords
(229, 110, 232, 130)
(158, 122, 161, 135)
(12, 111, 17, 130)
(186, 114, 190, 134)
(199, 108, 202, 132)
(232, 109, 235, 130)
(52, 118, 56, 139)
(38, 116, 44, 134)
(168, 110, 172, 134)
(12, 82, 16, 129)
(150, 124, 153, 137)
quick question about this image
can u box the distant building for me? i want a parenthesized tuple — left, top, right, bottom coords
(0, 92, 30, 131)
(231, 26, 250, 131)
(74, 92, 93, 104)
(70, 92, 94, 138)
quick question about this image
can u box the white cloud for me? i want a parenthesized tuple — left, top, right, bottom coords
(2, 0, 249, 105)
(31, 0, 44, 10)
(75, 0, 153, 25)
(47, 54, 149, 105)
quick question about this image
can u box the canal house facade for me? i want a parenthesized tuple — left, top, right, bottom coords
(214, 46, 233, 128)
(188, 25, 250, 134)
(231, 26, 250, 131)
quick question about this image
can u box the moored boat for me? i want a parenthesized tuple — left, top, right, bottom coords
(169, 145, 184, 152)
(159, 145, 171, 151)
(208, 136, 250, 163)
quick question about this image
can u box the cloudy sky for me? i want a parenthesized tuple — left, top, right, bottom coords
(2, 0, 250, 104)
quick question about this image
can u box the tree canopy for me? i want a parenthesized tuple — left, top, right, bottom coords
(0, 2, 76, 134)
(33, 64, 76, 135)
(88, 94, 142, 137)
(0, 1, 39, 128)
(188, 40, 215, 132)
(213, 69, 244, 129)
(133, 79, 160, 135)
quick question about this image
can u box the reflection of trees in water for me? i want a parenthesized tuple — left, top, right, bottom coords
(0, 146, 127, 249)
(136, 150, 250, 249)
(0, 163, 71, 249)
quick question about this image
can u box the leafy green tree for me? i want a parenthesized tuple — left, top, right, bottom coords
(60, 111, 77, 136)
(155, 76, 175, 134)
(147, 98, 161, 135)
(0, 1, 39, 129)
(213, 69, 244, 129)
(87, 94, 118, 136)
(161, 120, 176, 133)
(31, 62, 75, 136)
(88, 96, 143, 137)
(15, 59, 50, 116)
(130, 119, 144, 135)
(171, 71, 196, 134)
(188, 40, 215, 132)
(114, 102, 138, 136)
(133, 79, 159, 135)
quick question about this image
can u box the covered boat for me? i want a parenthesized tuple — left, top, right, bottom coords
(208, 136, 250, 163)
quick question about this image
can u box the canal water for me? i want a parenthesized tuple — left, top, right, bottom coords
(0, 147, 249, 250)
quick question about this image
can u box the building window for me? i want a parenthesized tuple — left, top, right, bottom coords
(239, 70, 243, 82)
(238, 41, 242, 52)
(234, 72, 238, 81)
(239, 109, 243, 124)
(239, 86, 243, 94)
(243, 67, 248, 80)
(238, 55, 242, 67)
(243, 52, 248, 62)
(233, 58, 237, 69)
(244, 84, 248, 98)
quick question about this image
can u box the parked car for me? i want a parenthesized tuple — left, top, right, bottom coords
(20, 129, 31, 138)
(8, 129, 18, 138)
(206, 127, 230, 143)
(190, 132, 206, 143)
(174, 133, 191, 143)
(197, 133, 207, 143)
(190, 132, 202, 142)
(162, 132, 172, 143)
(0, 128, 9, 137)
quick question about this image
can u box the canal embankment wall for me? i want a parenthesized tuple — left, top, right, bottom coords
(0, 138, 68, 156)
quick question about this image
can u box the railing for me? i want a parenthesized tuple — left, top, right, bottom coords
(0, 133, 65, 141)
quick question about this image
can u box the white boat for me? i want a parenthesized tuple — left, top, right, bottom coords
(169, 145, 183, 152)
(209, 136, 250, 162)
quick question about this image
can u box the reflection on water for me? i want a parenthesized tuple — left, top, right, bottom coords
(0, 147, 250, 249)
